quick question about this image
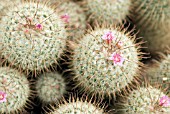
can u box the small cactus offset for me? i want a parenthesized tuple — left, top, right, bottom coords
(0, 67, 31, 114)
(69, 25, 144, 99)
(82, 0, 131, 25)
(131, 0, 170, 55)
(47, 97, 105, 114)
(117, 86, 170, 114)
(36, 72, 66, 104)
(0, 1, 67, 76)
(145, 48, 170, 94)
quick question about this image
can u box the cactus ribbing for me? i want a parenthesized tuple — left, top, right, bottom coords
(118, 86, 170, 114)
(83, 0, 131, 25)
(36, 72, 66, 104)
(0, 1, 67, 75)
(69, 25, 143, 99)
(0, 67, 31, 113)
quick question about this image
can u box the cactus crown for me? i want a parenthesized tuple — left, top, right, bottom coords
(69, 25, 144, 99)
(0, 1, 67, 75)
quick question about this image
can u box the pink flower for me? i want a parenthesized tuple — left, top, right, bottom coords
(24, 29, 29, 34)
(35, 23, 43, 30)
(102, 31, 115, 42)
(60, 14, 70, 23)
(0, 91, 7, 103)
(117, 41, 123, 47)
(159, 96, 170, 107)
(109, 52, 124, 66)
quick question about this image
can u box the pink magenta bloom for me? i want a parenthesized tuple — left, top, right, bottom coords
(0, 91, 7, 103)
(117, 41, 123, 47)
(159, 96, 170, 107)
(102, 31, 115, 41)
(60, 14, 70, 23)
(109, 52, 124, 66)
(35, 23, 43, 30)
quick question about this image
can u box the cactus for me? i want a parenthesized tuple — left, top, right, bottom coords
(43, 0, 87, 40)
(47, 97, 105, 114)
(36, 72, 66, 104)
(0, 0, 21, 20)
(0, 67, 31, 113)
(145, 48, 170, 94)
(0, 1, 67, 75)
(117, 86, 170, 114)
(69, 25, 143, 99)
(82, 0, 131, 25)
(131, 0, 170, 55)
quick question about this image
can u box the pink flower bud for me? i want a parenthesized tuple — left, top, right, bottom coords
(159, 96, 170, 107)
(35, 23, 43, 30)
(60, 14, 70, 23)
(109, 52, 124, 66)
(0, 91, 7, 103)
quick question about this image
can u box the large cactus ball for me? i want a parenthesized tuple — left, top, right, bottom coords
(0, 1, 67, 75)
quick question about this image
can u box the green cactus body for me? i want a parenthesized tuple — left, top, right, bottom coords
(132, 0, 170, 55)
(36, 72, 66, 104)
(48, 98, 105, 114)
(119, 86, 170, 114)
(146, 50, 170, 94)
(0, 1, 67, 75)
(71, 26, 142, 99)
(0, 67, 31, 113)
(84, 0, 131, 25)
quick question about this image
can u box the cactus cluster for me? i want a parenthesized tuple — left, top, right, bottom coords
(36, 72, 66, 104)
(0, 0, 169, 113)
(0, 1, 67, 75)
(70, 26, 142, 99)
(0, 67, 31, 113)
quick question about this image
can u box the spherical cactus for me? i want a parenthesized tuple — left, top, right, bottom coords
(131, 0, 170, 55)
(0, 67, 31, 113)
(0, 0, 21, 19)
(47, 97, 105, 114)
(0, 1, 67, 76)
(69, 25, 143, 99)
(117, 86, 170, 114)
(82, 0, 131, 25)
(36, 72, 66, 104)
(45, 0, 87, 40)
(145, 48, 170, 94)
